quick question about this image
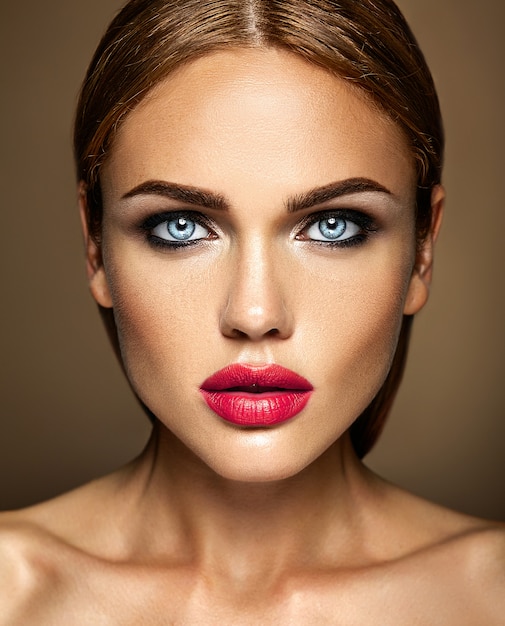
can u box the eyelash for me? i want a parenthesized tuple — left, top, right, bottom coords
(141, 211, 216, 249)
(140, 209, 376, 250)
(295, 209, 377, 248)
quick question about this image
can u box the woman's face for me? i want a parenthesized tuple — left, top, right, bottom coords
(89, 47, 432, 481)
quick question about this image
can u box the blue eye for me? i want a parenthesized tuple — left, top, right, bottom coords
(149, 213, 211, 243)
(305, 215, 361, 242)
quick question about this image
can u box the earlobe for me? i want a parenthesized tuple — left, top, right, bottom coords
(403, 185, 445, 315)
(78, 183, 113, 309)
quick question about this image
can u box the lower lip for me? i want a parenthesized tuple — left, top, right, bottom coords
(200, 389, 312, 426)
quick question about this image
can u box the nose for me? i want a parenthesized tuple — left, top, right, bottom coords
(219, 239, 294, 341)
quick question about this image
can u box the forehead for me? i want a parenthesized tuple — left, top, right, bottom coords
(103, 47, 415, 204)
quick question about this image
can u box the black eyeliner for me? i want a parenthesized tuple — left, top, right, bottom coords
(139, 209, 216, 249)
(140, 209, 213, 230)
(295, 208, 378, 248)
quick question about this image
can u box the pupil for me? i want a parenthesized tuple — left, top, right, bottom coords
(168, 217, 196, 240)
(320, 217, 345, 239)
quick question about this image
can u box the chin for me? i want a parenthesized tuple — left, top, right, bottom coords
(210, 459, 308, 484)
(194, 433, 338, 484)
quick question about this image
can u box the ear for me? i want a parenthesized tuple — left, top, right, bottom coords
(78, 183, 113, 308)
(403, 185, 445, 315)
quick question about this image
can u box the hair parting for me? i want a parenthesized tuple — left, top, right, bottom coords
(74, 0, 444, 457)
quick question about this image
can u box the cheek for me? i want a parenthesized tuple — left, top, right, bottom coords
(296, 249, 413, 407)
(104, 250, 220, 392)
(103, 231, 415, 431)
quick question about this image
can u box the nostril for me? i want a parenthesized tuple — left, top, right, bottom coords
(219, 287, 293, 341)
(230, 328, 248, 339)
(229, 327, 279, 339)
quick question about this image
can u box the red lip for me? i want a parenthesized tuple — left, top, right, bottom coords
(200, 364, 313, 427)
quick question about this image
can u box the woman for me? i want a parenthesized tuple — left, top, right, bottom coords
(1, 0, 504, 622)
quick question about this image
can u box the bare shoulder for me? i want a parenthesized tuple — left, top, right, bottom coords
(447, 518, 505, 600)
(415, 518, 505, 624)
(0, 508, 70, 624)
(403, 488, 505, 572)
(380, 482, 505, 623)
(0, 476, 124, 624)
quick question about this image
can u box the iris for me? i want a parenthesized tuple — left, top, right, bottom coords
(167, 217, 196, 240)
(319, 217, 346, 240)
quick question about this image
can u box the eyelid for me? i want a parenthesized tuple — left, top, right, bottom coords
(140, 209, 214, 230)
(295, 208, 376, 236)
(140, 209, 218, 247)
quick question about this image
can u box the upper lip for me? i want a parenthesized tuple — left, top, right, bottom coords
(200, 363, 313, 393)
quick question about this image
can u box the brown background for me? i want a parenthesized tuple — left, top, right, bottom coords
(1, 1, 504, 519)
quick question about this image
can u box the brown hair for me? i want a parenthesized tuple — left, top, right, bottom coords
(74, 0, 444, 458)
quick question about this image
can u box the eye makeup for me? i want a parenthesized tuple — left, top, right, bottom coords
(295, 208, 378, 249)
(136, 205, 379, 252)
(140, 210, 217, 249)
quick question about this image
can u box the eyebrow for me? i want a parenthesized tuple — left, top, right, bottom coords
(122, 181, 228, 211)
(121, 177, 392, 213)
(286, 178, 392, 213)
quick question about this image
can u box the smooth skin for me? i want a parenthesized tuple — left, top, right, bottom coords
(1, 48, 504, 624)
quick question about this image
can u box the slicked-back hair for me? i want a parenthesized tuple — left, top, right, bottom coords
(74, 0, 444, 458)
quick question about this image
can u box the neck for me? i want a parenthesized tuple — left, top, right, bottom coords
(115, 422, 378, 580)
